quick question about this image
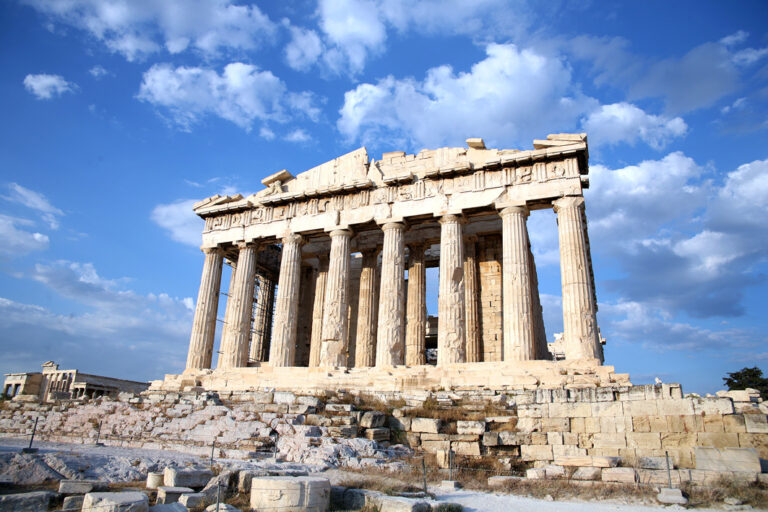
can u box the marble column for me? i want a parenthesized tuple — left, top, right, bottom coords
(464, 236, 482, 362)
(218, 242, 257, 369)
(376, 222, 406, 367)
(528, 247, 549, 360)
(308, 255, 328, 367)
(186, 247, 223, 370)
(553, 196, 601, 360)
(355, 248, 379, 367)
(500, 206, 536, 361)
(249, 274, 275, 363)
(437, 214, 466, 365)
(320, 229, 352, 367)
(269, 233, 303, 367)
(405, 243, 426, 366)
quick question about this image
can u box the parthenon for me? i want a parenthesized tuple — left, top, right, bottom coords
(161, 133, 616, 393)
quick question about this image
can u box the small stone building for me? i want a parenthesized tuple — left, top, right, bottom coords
(3, 361, 148, 402)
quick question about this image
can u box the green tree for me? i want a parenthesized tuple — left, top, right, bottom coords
(723, 367, 768, 399)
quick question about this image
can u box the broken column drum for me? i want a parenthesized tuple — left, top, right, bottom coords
(179, 133, 605, 386)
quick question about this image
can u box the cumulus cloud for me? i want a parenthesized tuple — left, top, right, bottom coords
(88, 65, 109, 78)
(150, 199, 202, 247)
(0, 215, 49, 258)
(284, 129, 311, 143)
(23, 73, 76, 100)
(22, 0, 276, 61)
(0, 261, 194, 380)
(338, 43, 597, 149)
(137, 62, 319, 132)
(4, 183, 64, 229)
(284, 24, 324, 71)
(582, 102, 687, 150)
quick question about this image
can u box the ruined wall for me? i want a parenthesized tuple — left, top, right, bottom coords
(478, 235, 503, 361)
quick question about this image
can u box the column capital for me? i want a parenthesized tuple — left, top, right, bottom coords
(236, 240, 256, 250)
(327, 228, 353, 238)
(499, 205, 529, 218)
(381, 221, 405, 232)
(282, 232, 304, 245)
(437, 213, 466, 224)
(553, 195, 585, 212)
(201, 246, 223, 255)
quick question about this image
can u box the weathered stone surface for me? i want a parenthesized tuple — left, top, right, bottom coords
(82, 491, 149, 512)
(637, 456, 669, 470)
(360, 411, 386, 428)
(178, 492, 204, 508)
(147, 472, 164, 489)
(521, 445, 553, 461)
(249, 476, 330, 511)
(411, 418, 441, 433)
(571, 466, 601, 481)
(657, 487, 687, 505)
(694, 447, 761, 472)
(364, 428, 390, 441)
(149, 504, 187, 512)
(0, 491, 54, 512)
(601, 467, 636, 483)
(525, 468, 546, 479)
(437, 214, 466, 365)
(456, 420, 485, 435)
(157, 486, 194, 504)
(554, 455, 619, 468)
(62, 495, 85, 511)
(164, 468, 213, 488)
(744, 413, 768, 433)
(59, 478, 109, 494)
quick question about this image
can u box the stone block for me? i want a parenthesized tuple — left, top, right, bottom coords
(552, 445, 587, 457)
(703, 414, 724, 432)
(421, 440, 450, 453)
(498, 431, 529, 445)
(571, 466, 602, 480)
(157, 486, 194, 504)
(82, 492, 149, 512)
(388, 416, 411, 431)
(544, 464, 566, 478)
(657, 488, 687, 505)
(364, 428, 390, 441)
(601, 467, 636, 483)
(591, 402, 623, 417)
(521, 444, 553, 461)
(694, 398, 734, 415)
(297, 396, 323, 408)
(637, 456, 668, 470)
(59, 479, 109, 494)
(541, 417, 569, 432)
(554, 455, 619, 467)
(411, 418, 441, 433)
(626, 432, 661, 450)
(164, 467, 213, 488)
(592, 433, 626, 449)
(482, 432, 499, 446)
(456, 420, 485, 435)
(549, 402, 591, 418)
(205, 504, 239, 511)
(178, 492, 204, 508)
(0, 491, 54, 512)
(632, 416, 650, 432)
(360, 411, 386, 428)
(530, 432, 548, 445)
(451, 441, 481, 456)
(696, 432, 739, 448)
(250, 476, 330, 512)
(328, 426, 358, 438)
(325, 403, 354, 413)
(547, 432, 563, 445)
(624, 400, 658, 417)
(62, 495, 85, 511)
(738, 433, 768, 458)
(656, 399, 694, 416)
(273, 391, 297, 404)
(525, 468, 546, 479)
(694, 447, 761, 472)
(147, 472, 164, 489)
(723, 414, 746, 433)
(660, 433, 697, 448)
(744, 413, 768, 433)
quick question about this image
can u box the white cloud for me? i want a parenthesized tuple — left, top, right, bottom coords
(720, 30, 749, 47)
(88, 65, 109, 78)
(4, 183, 64, 229)
(672, 231, 748, 275)
(732, 47, 768, 66)
(150, 199, 202, 247)
(0, 215, 49, 257)
(338, 43, 596, 150)
(284, 129, 311, 143)
(137, 62, 319, 132)
(23, 73, 76, 100)
(284, 24, 324, 72)
(22, 0, 276, 61)
(582, 102, 687, 150)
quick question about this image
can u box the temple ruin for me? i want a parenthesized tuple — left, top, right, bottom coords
(156, 133, 624, 393)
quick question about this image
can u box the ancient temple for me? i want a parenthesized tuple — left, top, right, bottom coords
(157, 134, 621, 393)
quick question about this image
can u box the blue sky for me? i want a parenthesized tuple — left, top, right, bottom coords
(1, 0, 766, 393)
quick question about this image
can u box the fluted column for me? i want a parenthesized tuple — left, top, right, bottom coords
(355, 248, 379, 367)
(553, 196, 601, 360)
(186, 247, 224, 370)
(376, 222, 406, 367)
(269, 233, 303, 366)
(500, 206, 536, 361)
(405, 243, 426, 366)
(249, 274, 275, 363)
(320, 229, 352, 367)
(437, 214, 466, 365)
(218, 242, 257, 369)
(464, 236, 482, 362)
(528, 248, 548, 360)
(308, 255, 328, 367)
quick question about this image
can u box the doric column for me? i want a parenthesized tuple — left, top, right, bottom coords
(376, 222, 406, 367)
(308, 254, 328, 367)
(405, 243, 426, 366)
(249, 274, 275, 363)
(464, 236, 482, 362)
(186, 247, 223, 370)
(500, 206, 535, 361)
(320, 229, 352, 367)
(269, 233, 303, 367)
(218, 242, 257, 369)
(355, 248, 379, 367)
(437, 214, 466, 365)
(528, 247, 549, 360)
(553, 196, 601, 360)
